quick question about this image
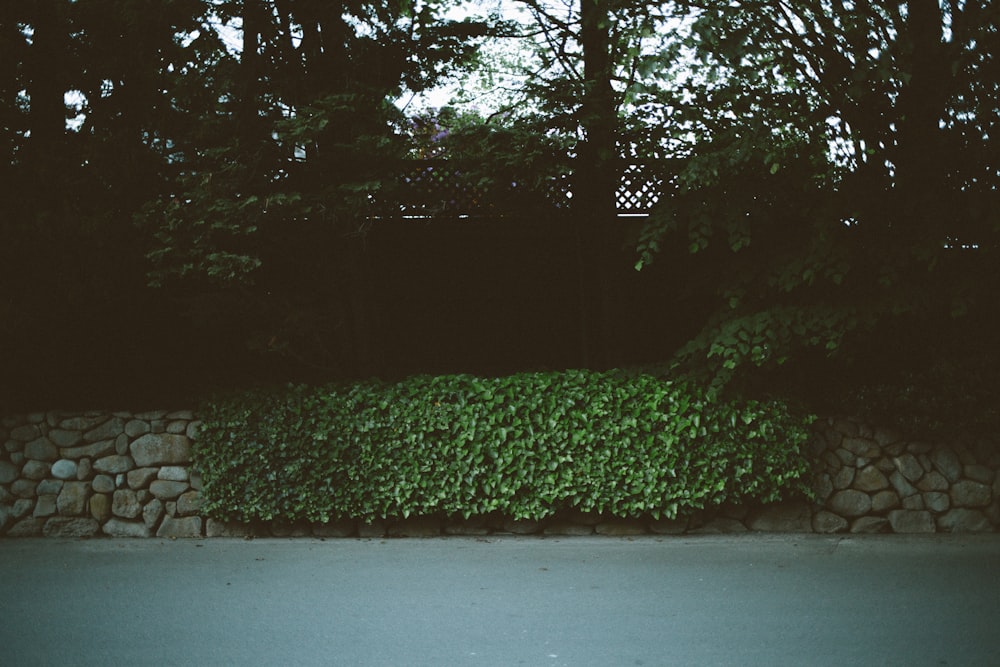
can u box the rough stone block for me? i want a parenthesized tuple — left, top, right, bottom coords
(313, 519, 357, 537)
(917, 471, 948, 492)
(47, 430, 83, 448)
(124, 420, 151, 438)
(112, 489, 142, 519)
(60, 440, 115, 460)
(36, 479, 64, 495)
(7, 517, 45, 536)
(205, 519, 253, 537)
(937, 509, 992, 533)
(951, 481, 992, 508)
(0, 460, 19, 484)
(143, 499, 164, 528)
(33, 494, 57, 518)
(853, 466, 889, 492)
(22, 460, 51, 480)
(902, 494, 925, 510)
(83, 418, 125, 444)
(747, 501, 812, 532)
(850, 516, 889, 533)
(127, 467, 159, 489)
(833, 466, 855, 490)
(870, 490, 900, 513)
(158, 466, 189, 482)
(25, 437, 58, 462)
(57, 482, 90, 516)
(130, 434, 192, 467)
(102, 518, 152, 537)
(43, 517, 100, 538)
(176, 490, 202, 516)
(888, 510, 935, 533)
(828, 489, 872, 517)
(11, 479, 38, 498)
(91, 474, 115, 494)
(93, 455, 134, 474)
(930, 448, 962, 483)
(76, 458, 92, 481)
(10, 424, 41, 442)
(964, 465, 995, 484)
(89, 493, 112, 522)
(647, 517, 688, 535)
(893, 454, 925, 483)
(388, 516, 443, 537)
(149, 480, 189, 500)
(889, 471, 918, 498)
(841, 437, 880, 458)
(812, 511, 848, 534)
(156, 515, 202, 538)
(923, 491, 950, 513)
(595, 518, 647, 536)
(59, 415, 107, 431)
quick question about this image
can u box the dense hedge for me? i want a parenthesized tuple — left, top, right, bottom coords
(194, 370, 814, 523)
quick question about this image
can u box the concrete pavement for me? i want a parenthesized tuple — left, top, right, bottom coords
(1, 534, 998, 666)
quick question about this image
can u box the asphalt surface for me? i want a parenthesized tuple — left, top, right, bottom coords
(1, 534, 998, 666)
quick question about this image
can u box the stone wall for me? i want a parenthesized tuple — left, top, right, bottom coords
(2, 412, 998, 538)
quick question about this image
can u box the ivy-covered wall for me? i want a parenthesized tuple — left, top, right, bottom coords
(1, 410, 998, 538)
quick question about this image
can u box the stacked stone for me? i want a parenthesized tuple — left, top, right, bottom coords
(809, 418, 1000, 533)
(0, 411, 204, 538)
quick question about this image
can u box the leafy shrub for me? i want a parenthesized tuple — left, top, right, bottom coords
(194, 370, 815, 523)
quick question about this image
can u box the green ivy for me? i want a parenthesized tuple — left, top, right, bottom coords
(194, 370, 815, 523)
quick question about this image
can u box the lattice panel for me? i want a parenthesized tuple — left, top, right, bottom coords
(616, 163, 663, 213)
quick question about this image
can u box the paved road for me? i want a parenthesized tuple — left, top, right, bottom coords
(1, 534, 998, 666)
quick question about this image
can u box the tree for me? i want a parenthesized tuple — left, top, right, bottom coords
(633, 0, 1000, 396)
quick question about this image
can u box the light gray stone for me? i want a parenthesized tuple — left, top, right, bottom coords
(812, 511, 848, 533)
(127, 467, 159, 489)
(931, 448, 962, 483)
(50, 459, 78, 480)
(871, 490, 900, 513)
(102, 518, 152, 537)
(189, 471, 203, 491)
(43, 517, 100, 538)
(89, 493, 112, 522)
(888, 509, 935, 533)
(176, 491, 202, 516)
(166, 410, 195, 420)
(151, 420, 166, 434)
(158, 466, 189, 482)
(875, 457, 895, 474)
(902, 494, 925, 510)
(186, 421, 202, 440)
(57, 482, 90, 516)
(134, 410, 167, 421)
(47, 429, 83, 448)
(951, 481, 992, 508)
(130, 434, 192, 467)
(93, 455, 134, 474)
(21, 460, 50, 480)
(143, 499, 164, 528)
(25, 437, 58, 461)
(91, 474, 115, 493)
(156, 515, 203, 538)
(889, 471, 918, 498)
(60, 440, 115, 460)
(83, 418, 125, 443)
(33, 494, 57, 517)
(853, 466, 889, 492)
(112, 489, 142, 519)
(828, 489, 872, 517)
(893, 454, 924, 482)
(937, 509, 992, 533)
(850, 516, 889, 533)
(149, 480, 189, 500)
(10, 424, 41, 441)
(0, 460, 18, 484)
(748, 501, 812, 532)
(36, 479, 64, 495)
(923, 492, 950, 513)
(917, 471, 949, 491)
(124, 420, 151, 438)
